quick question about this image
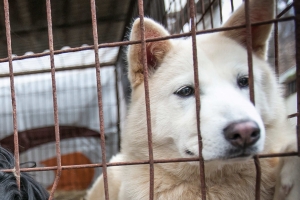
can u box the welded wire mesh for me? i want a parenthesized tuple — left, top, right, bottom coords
(0, 0, 298, 200)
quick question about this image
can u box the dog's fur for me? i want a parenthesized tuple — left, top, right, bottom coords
(0, 147, 49, 200)
(86, 0, 299, 199)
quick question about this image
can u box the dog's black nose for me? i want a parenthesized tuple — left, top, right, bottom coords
(224, 120, 260, 148)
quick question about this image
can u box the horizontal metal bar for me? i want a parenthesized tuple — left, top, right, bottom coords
(0, 16, 294, 65)
(0, 61, 114, 78)
(1, 152, 298, 173)
(288, 113, 298, 118)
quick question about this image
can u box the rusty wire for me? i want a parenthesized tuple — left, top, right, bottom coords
(244, 0, 261, 198)
(209, 0, 214, 28)
(137, 0, 155, 198)
(189, 0, 206, 199)
(3, 0, 21, 190)
(244, 0, 255, 104)
(0, 16, 293, 66)
(90, 0, 110, 199)
(45, 0, 62, 199)
(294, 0, 300, 156)
(200, 0, 206, 29)
(274, 0, 279, 77)
(254, 155, 261, 200)
(1, 151, 298, 174)
(115, 68, 121, 151)
(0, 1, 298, 200)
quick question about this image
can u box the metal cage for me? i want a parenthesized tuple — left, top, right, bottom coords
(0, 0, 298, 199)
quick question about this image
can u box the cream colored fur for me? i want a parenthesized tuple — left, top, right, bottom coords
(86, 0, 299, 199)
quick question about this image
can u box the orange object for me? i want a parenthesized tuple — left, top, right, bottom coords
(41, 152, 95, 191)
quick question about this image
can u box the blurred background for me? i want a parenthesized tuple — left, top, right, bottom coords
(0, 0, 295, 199)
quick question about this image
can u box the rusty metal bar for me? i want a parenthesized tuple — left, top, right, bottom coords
(0, 16, 293, 65)
(115, 66, 121, 151)
(0, 62, 114, 78)
(244, 0, 260, 199)
(90, 0, 110, 199)
(45, 0, 62, 199)
(201, 0, 206, 29)
(254, 155, 261, 200)
(209, 0, 214, 28)
(189, 0, 206, 199)
(137, 0, 155, 199)
(1, 152, 298, 173)
(288, 113, 298, 118)
(258, 152, 298, 158)
(244, 0, 255, 104)
(274, 0, 279, 77)
(219, 0, 223, 24)
(148, 17, 293, 42)
(0, 2, 297, 199)
(294, 0, 300, 156)
(3, 0, 21, 189)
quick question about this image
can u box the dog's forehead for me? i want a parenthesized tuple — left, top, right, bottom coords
(160, 34, 250, 78)
(152, 34, 268, 90)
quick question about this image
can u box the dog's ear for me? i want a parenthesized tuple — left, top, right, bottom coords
(127, 18, 172, 88)
(221, 0, 274, 59)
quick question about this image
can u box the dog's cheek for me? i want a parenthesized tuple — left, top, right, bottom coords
(253, 63, 287, 124)
(172, 105, 198, 157)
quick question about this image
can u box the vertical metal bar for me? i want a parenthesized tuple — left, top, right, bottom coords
(209, 0, 214, 28)
(244, 0, 255, 104)
(3, 0, 21, 189)
(175, 0, 179, 33)
(137, 0, 155, 199)
(294, 0, 300, 155)
(244, 0, 260, 199)
(219, 0, 223, 25)
(201, 0, 206, 29)
(254, 155, 261, 200)
(115, 66, 121, 151)
(45, 0, 62, 199)
(180, 0, 184, 33)
(230, 0, 234, 13)
(189, 0, 206, 199)
(274, 0, 279, 77)
(90, 0, 110, 199)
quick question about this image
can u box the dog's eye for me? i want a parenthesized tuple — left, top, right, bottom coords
(237, 76, 249, 88)
(174, 86, 194, 97)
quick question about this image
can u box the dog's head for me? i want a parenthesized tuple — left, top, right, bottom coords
(126, 0, 282, 163)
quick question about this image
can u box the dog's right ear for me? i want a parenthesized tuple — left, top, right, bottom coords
(221, 0, 275, 60)
(127, 18, 172, 88)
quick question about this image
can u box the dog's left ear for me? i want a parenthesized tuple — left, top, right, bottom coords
(221, 0, 275, 59)
(127, 18, 172, 88)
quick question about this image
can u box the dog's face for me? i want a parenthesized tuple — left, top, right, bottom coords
(126, 0, 278, 162)
(148, 35, 270, 161)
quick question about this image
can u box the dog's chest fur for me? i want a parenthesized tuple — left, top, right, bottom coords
(120, 158, 277, 200)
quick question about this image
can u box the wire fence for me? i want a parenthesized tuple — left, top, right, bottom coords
(0, 0, 298, 199)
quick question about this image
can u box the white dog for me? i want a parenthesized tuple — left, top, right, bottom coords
(87, 0, 299, 199)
